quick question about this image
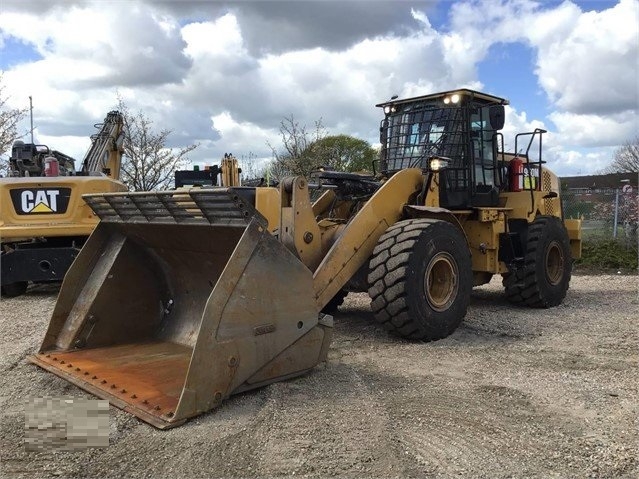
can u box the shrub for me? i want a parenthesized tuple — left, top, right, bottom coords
(577, 238, 638, 271)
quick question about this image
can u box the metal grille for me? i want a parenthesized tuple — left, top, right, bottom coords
(382, 102, 467, 180)
(543, 170, 552, 191)
(544, 197, 556, 216)
(543, 170, 555, 215)
(83, 189, 265, 227)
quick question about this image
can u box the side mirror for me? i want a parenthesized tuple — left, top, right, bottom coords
(489, 105, 505, 130)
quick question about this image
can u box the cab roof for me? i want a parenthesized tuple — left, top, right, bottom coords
(376, 89, 509, 108)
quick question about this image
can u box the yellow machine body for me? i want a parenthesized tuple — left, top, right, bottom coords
(0, 176, 126, 241)
(30, 89, 581, 428)
(0, 112, 126, 296)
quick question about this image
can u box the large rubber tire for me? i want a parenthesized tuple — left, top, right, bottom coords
(1, 281, 28, 298)
(367, 219, 472, 341)
(503, 215, 572, 307)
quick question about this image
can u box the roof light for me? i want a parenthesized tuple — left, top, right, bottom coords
(443, 93, 461, 105)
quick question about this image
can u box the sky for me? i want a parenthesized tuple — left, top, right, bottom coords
(0, 0, 637, 177)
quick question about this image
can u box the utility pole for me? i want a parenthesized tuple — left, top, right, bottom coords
(613, 187, 619, 239)
(29, 96, 34, 144)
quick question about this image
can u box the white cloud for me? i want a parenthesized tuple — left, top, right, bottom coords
(171, 12, 462, 154)
(209, 111, 278, 157)
(34, 133, 92, 165)
(182, 14, 245, 59)
(440, 0, 638, 115)
(430, 0, 639, 171)
(544, 146, 616, 176)
(0, 2, 191, 142)
(0, 5, 190, 88)
(1, 0, 636, 175)
(530, 0, 638, 115)
(548, 110, 637, 147)
(500, 106, 548, 151)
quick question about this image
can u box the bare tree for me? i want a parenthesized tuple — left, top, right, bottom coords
(267, 115, 327, 180)
(603, 137, 639, 173)
(266, 116, 378, 180)
(118, 98, 198, 191)
(0, 74, 28, 176)
(238, 152, 265, 182)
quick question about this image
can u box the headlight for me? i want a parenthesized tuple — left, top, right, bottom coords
(443, 93, 461, 105)
(384, 106, 391, 114)
(429, 157, 449, 171)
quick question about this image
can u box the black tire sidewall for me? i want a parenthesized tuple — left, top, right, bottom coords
(1, 281, 28, 298)
(531, 217, 572, 306)
(404, 222, 472, 337)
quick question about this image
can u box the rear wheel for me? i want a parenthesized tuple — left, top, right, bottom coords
(367, 219, 472, 340)
(503, 216, 572, 307)
(1, 281, 28, 298)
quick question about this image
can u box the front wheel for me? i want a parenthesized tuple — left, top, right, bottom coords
(503, 216, 572, 307)
(367, 219, 472, 341)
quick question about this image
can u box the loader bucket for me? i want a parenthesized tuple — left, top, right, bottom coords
(29, 189, 332, 429)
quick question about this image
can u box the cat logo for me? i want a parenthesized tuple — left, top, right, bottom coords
(10, 188, 71, 215)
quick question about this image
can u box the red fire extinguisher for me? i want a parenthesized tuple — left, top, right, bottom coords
(509, 157, 523, 192)
(44, 156, 60, 177)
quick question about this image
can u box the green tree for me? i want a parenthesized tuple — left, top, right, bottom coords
(267, 116, 377, 180)
(308, 135, 377, 172)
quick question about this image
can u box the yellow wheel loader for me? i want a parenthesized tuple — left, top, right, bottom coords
(29, 89, 581, 428)
(0, 111, 127, 297)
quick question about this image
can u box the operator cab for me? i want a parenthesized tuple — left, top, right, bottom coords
(378, 89, 533, 209)
(9, 140, 76, 177)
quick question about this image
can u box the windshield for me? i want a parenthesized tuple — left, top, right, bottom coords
(382, 103, 465, 172)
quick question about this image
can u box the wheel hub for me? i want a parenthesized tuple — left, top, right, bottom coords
(545, 240, 565, 286)
(424, 252, 458, 312)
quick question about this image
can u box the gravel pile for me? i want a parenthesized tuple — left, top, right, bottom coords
(1, 274, 637, 478)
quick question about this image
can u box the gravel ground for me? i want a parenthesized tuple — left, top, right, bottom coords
(1, 274, 637, 478)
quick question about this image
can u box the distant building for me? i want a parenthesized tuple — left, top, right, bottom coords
(560, 173, 638, 191)
(560, 173, 638, 225)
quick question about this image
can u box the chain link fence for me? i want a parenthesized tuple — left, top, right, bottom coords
(562, 187, 638, 247)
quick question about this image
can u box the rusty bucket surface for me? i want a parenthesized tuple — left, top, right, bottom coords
(29, 189, 332, 428)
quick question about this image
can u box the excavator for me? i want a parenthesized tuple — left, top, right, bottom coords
(29, 89, 581, 428)
(0, 111, 127, 297)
